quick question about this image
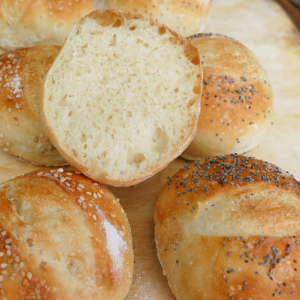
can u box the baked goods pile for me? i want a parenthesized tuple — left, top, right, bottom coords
(0, 1, 295, 300)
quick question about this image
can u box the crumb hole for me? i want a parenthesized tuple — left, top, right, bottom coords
(134, 153, 145, 164)
(113, 19, 122, 27)
(158, 26, 166, 35)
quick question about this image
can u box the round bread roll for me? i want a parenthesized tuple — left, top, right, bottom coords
(181, 34, 274, 160)
(154, 154, 300, 300)
(103, 0, 213, 37)
(41, 9, 202, 187)
(0, 46, 66, 166)
(0, 0, 94, 50)
(0, 169, 134, 300)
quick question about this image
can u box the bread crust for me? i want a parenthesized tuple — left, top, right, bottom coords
(0, 168, 134, 300)
(181, 34, 274, 160)
(104, 0, 213, 37)
(154, 154, 300, 299)
(0, 0, 94, 50)
(41, 9, 202, 187)
(0, 46, 66, 166)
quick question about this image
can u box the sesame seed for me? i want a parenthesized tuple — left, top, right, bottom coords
(27, 272, 32, 280)
(57, 168, 64, 173)
(1, 263, 7, 269)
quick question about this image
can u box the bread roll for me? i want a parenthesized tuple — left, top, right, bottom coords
(154, 154, 300, 300)
(0, 0, 94, 50)
(41, 9, 202, 187)
(103, 0, 213, 37)
(181, 34, 273, 160)
(0, 46, 66, 166)
(0, 169, 134, 300)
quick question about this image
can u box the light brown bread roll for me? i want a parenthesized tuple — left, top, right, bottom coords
(0, 46, 66, 166)
(41, 9, 202, 187)
(154, 154, 300, 300)
(103, 0, 213, 37)
(0, 0, 94, 50)
(181, 34, 274, 160)
(0, 169, 134, 300)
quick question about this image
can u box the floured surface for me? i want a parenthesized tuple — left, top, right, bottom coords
(0, 0, 300, 299)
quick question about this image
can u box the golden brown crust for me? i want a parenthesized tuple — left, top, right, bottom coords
(0, 0, 94, 50)
(0, 169, 134, 300)
(41, 9, 202, 187)
(0, 46, 66, 166)
(104, 0, 213, 37)
(154, 154, 300, 299)
(181, 34, 274, 160)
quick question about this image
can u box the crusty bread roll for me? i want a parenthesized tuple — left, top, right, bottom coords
(154, 154, 300, 300)
(42, 9, 202, 187)
(0, 0, 94, 50)
(0, 46, 66, 166)
(181, 34, 274, 160)
(103, 0, 213, 37)
(0, 169, 133, 300)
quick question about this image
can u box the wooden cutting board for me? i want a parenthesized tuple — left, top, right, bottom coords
(0, 0, 300, 299)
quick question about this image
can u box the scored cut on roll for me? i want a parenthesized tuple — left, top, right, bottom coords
(0, 169, 134, 300)
(0, 46, 66, 166)
(154, 154, 300, 300)
(181, 34, 273, 160)
(42, 9, 202, 187)
(0, 0, 94, 50)
(103, 0, 213, 37)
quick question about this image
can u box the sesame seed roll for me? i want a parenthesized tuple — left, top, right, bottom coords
(155, 154, 300, 300)
(0, 46, 66, 166)
(0, 169, 133, 300)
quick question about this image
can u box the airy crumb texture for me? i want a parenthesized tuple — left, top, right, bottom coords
(0, 169, 134, 300)
(42, 10, 202, 187)
(154, 154, 300, 300)
(0, 0, 94, 50)
(181, 34, 273, 160)
(0, 46, 66, 166)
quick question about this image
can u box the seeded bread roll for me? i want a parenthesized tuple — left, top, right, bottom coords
(0, 0, 94, 50)
(0, 46, 66, 166)
(154, 154, 300, 300)
(181, 34, 273, 160)
(0, 169, 134, 300)
(41, 9, 202, 187)
(103, 0, 213, 37)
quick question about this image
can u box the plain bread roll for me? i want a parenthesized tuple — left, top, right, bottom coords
(0, 0, 94, 50)
(154, 154, 300, 299)
(0, 168, 134, 300)
(103, 0, 213, 37)
(41, 9, 202, 187)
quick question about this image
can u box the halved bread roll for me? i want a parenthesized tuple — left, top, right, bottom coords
(0, 46, 66, 166)
(0, 169, 134, 300)
(42, 10, 202, 187)
(154, 154, 300, 299)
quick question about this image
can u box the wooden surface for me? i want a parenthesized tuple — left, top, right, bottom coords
(277, 0, 300, 29)
(0, 0, 300, 299)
